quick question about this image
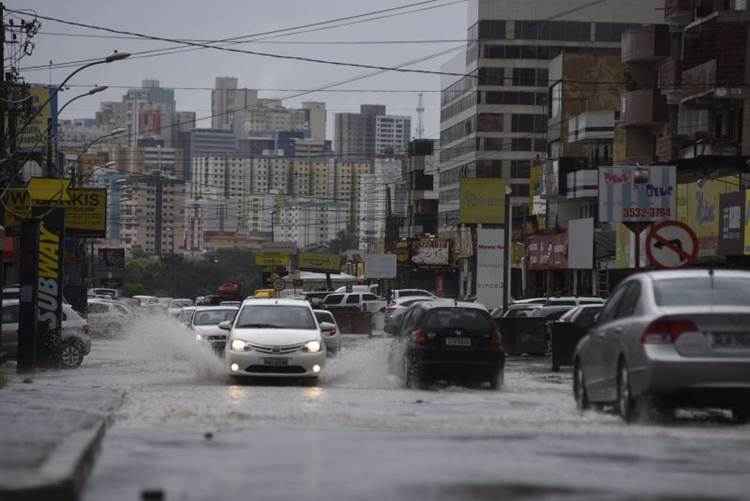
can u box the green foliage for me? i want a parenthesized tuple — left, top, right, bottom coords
(123, 249, 261, 299)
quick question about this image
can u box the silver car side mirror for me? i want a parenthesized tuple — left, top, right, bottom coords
(320, 322, 336, 332)
(218, 320, 232, 331)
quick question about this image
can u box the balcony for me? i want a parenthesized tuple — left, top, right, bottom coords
(681, 57, 748, 105)
(565, 169, 598, 199)
(658, 57, 683, 104)
(567, 111, 616, 143)
(664, 0, 694, 24)
(620, 89, 667, 128)
(622, 25, 669, 64)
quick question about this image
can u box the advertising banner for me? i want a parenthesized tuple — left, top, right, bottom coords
(410, 238, 450, 266)
(298, 253, 342, 273)
(476, 228, 504, 311)
(568, 218, 594, 269)
(255, 252, 290, 267)
(459, 178, 505, 224)
(3, 186, 107, 238)
(365, 254, 397, 279)
(718, 191, 744, 256)
(598, 166, 676, 223)
(527, 233, 568, 270)
(34, 207, 65, 364)
(677, 176, 736, 257)
(18, 85, 57, 154)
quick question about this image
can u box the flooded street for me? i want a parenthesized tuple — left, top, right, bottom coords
(24, 315, 749, 500)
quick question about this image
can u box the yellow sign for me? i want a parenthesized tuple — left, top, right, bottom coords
(459, 178, 506, 224)
(299, 252, 341, 273)
(255, 251, 290, 267)
(18, 85, 53, 153)
(676, 176, 735, 258)
(254, 289, 276, 298)
(27, 178, 71, 202)
(3, 187, 107, 238)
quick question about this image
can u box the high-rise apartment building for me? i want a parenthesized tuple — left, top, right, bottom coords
(335, 105, 411, 157)
(211, 77, 258, 131)
(437, 0, 662, 230)
(375, 115, 412, 156)
(301, 102, 327, 141)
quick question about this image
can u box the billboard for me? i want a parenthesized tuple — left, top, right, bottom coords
(18, 85, 57, 154)
(459, 178, 505, 225)
(365, 254, 397, 279)
(718, 192, 744, 256)
(568, 218, 594, 269)
(255, 252, 290, 267)
(527, 233, 568, 270)
(3, 186, 107, 238)
(410, 238, 450, 266)
(476, 228, 504, 311)
(677, 176, 736, 257)
(298, 252, 341, 273)
(598, 166, 676, 223)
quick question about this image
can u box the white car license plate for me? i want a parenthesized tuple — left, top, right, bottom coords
(445, 337, 471, 347)
(710, 333, 750, 350)
(263, 357, 290, 367)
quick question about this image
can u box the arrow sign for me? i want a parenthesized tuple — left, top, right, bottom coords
(645, 220, 699, 268)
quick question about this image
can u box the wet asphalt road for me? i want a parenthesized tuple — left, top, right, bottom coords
(39, 315, 750, 500)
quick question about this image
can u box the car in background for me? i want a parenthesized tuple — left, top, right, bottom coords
(322, 292, 385, 313)
(574, 269, 750, 423)
(168, 298, 194, 317)
(2, 300, 91, 368)
(223, 299, 332, 381)
(388, 289, 436, 304)
(87, 298, 132, 335)
(544, 296, 605, 306)
(313, 309, 341, 355)
(512, 298, 549, 305)
(334, 284, 378, 294)
(219, 301, 242, 307)
(190, 306, 239, 355)
(388, 301, 504, 389)
(177, 306, 197, 326)
(383, 296, 436, 334)
(88, 288, 119, 299)
(549, 304, 603, 371)
(133, 295, 159, 307)
(500, 305, 574, 355)
(303, 291, 333, 308)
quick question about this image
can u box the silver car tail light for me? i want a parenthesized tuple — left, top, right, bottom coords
(641, 319, 699, 345)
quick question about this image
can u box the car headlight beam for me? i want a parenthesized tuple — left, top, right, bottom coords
(304, 340, 321, 353)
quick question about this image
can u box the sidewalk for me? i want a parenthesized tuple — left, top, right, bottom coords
(0, 364, 124, 501)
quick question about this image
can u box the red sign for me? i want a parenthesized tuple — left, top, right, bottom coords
(645, 220, 699, 268)
(527, 233, 568, 270)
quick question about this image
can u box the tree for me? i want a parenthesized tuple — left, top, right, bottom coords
(326, 229, 358, 255)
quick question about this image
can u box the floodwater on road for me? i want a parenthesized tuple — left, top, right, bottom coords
(35, 313, 749, 500)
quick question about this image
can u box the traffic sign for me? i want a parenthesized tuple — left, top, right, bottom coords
(645, 221, 699, 268)
(273, 278, 286, 291)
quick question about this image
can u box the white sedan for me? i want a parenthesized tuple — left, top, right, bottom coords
(223, 299, 334, 382)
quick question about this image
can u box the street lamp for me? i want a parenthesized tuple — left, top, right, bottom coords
(57, 86, 109, 117)
(16, 52, 130, 137)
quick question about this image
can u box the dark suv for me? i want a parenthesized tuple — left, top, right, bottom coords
(388, 301, 505, 389)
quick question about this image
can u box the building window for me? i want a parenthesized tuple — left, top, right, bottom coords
(595, 23, 640, 42)
(512, 114, 547, 133)
(478, 67, 505, 86)
(478, 20, 506, 40)
(511, 138, 532, 151)
(512, 68, 548, 87)
(477, 113, 503, 132)
(511, 160, 531, 178)
(515, 20, 591, 42)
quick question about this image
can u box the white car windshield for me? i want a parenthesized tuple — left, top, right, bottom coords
(236, 305, 316, 329)
(193, 309, 237, 326)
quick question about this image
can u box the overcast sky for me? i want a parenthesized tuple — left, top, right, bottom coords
(15, 0, 469, 139)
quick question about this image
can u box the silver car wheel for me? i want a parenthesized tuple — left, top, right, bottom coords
(60, 342, 83, 368)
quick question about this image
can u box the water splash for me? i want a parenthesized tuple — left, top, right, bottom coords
(323, 337, 402, 389)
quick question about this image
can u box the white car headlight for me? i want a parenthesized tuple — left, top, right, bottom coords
(195, 334, 203, 341)
(304, 340, 321, 353)
(231, 339, 248, 351)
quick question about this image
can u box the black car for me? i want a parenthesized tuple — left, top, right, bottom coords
(549, 304, 603, 371)
(388, 301, 505, 389)
(501, 305, 574, 355)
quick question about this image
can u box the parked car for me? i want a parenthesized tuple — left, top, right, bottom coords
(133, 295, 159, 307)
(313, 309, 342, 355)
(303, 291, 333, 308)
(219, 301, 242, 307)
(549, 304, 603, 371)
(322, 292, 384, 313)
(2, 300, 91, 368)
(190, 306, 239, 355)
(177, 306, 197, 326)
(223, 299, 332, 382)
(573, 269, 750, 423)
(88, 288, 119, 299)
(387, 301, 505, 389)
(87, 298, 132, 335)
(383, 296, 436, 334)
(388, 289, 436, 303)
(544, 296, 605, 306)
(500, 305, 574, 355)
(168, 298, 194, 317)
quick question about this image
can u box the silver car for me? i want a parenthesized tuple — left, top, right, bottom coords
(573, 269, 750, 423)
(313, 309, 341, 355)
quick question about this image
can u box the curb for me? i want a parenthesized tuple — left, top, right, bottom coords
(0, 391, 124, 501)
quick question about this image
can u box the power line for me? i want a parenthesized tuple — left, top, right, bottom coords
(16, 0, 467, 72)
(63, 84, 443, 93)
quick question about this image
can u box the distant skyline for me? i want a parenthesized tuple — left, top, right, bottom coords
(15, 0, 469, 140)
